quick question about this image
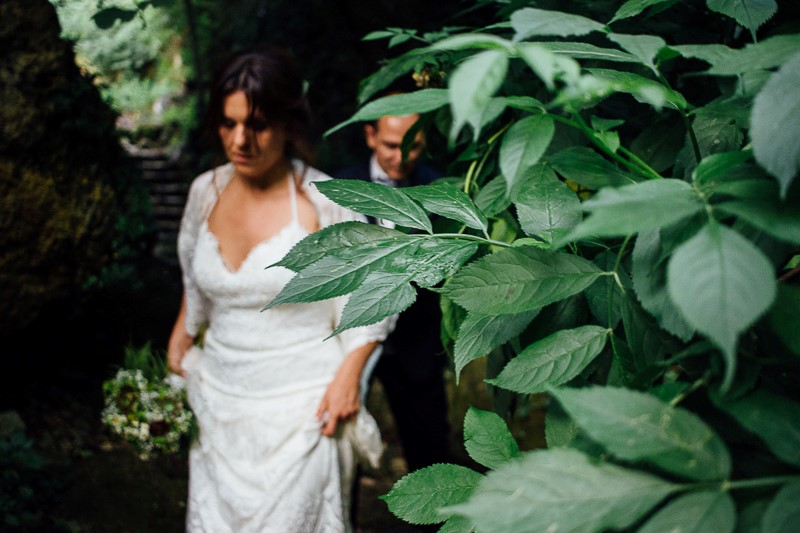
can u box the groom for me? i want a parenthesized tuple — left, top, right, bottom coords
(333, 107, 452, 475)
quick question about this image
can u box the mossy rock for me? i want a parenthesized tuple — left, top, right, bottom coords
(0, 0, 153, 334)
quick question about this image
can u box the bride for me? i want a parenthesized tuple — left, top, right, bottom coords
(166, 47, 390, 532)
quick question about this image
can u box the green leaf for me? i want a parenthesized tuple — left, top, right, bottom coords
(667, 222, 777, 389)
(454, 309, 540, 380)
(444, 448, 677, 533)
(487, 326, 609, 394)
(332, 272, 416, 336)
(717, 200, 800, 245)
(465, 97, 508, 141)
(751, 51, 800, 198)
(381, 464, 483, 525)
(463, 407, 520, 470)
(273, 222, 403, 272)
(630, 116, 686, 173)
(449, 50, 508, 142)
(499, 115, 555, 195)
(584, 251, 627, 329)
(440, 247, 603, 314)
(313, 180, 432, 232)
(717, 389, 800, 468)
(475, 175, 511, 217)
(769, 284, 800, 357)
(404, 182, 488, 231)
(513, 163, 582, 242)
(587, 68, 687, 110)
(264, 237, 419, 309)
(326, 89, 449, 136)
(548, 146, 637, 189)
(610, 0, 677, 23)
(563, 179, 703, 242)
(638, 491, 736, 533)
(607, 33, 667, 74)
(621, 296, 671, 373)
(510, 8, 606, 40)
(762, 482, 800, 533)
(707, 0, 777, 34)
(516, 43, 581, 90)
(357, 49, 428, 104)
(544, 402, 580, 447)
(437, 515, 476, 533)
(672, 34, 800, 76)
(552, 386, 732, 480)
(429, 33, 515, 53)
(539, 41, 640, 63)
(400, 238, 480, 289)
(692, 150, 752, 187)
(632, 230, 695, 341)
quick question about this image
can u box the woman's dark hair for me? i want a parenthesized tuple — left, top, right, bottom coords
(206, 46, 315, 164)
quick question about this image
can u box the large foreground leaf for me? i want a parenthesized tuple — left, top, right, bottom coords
(454, 309, 540, 380)
(264, 238, 419, 309)
(750, 51, 800, 198)
(381, 464, 483, 525)
(667, 222, 776, 389)
(440, 247, 603, 314)
(333, 271, 416, 335)
(487, 326, 610, 394)
(403, 181, 488, 231)
(552, 386, 731, 480)
(444, 448, 677, 533)
(313, 180, 432, 232)
(563, 178, 703, 242)
(514, 163, 582, 242)
(638, 490, 736, 533)
(272, 222, 403, 272)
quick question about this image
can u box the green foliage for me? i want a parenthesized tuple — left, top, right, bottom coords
(267, 0, 800, 530)
(0, 430, 64, 530)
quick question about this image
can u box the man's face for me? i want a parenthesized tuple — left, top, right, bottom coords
(365, 115, 425, 181)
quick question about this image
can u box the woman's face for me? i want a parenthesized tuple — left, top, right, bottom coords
(219, 90, 288, 180)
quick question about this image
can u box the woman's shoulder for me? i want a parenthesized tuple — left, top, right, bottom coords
(294, 160, 365, 226)
(190, 163, 234, 192)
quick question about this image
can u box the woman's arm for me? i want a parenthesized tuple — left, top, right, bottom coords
(316, 341, 379, 437)
(167, 293, 195, 377)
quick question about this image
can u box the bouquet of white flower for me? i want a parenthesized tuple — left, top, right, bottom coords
(101, 343, 195, 460)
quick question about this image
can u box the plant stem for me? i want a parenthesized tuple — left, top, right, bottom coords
(724, 476, 800, 491)
(669, 373, 710, 407)
(428, 232, 513, 248)
(564, 113, 663, 181)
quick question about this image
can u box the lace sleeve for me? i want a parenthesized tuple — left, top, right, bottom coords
(177, 171, 215, 336)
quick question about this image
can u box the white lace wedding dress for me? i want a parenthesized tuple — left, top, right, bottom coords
(177, 162, 388, 533)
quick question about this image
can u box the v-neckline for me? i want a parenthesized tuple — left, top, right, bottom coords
(203, 220, 304, 274)
(204, 172, 305, 274)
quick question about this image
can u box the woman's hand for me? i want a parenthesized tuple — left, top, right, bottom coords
(316, 342, 377, 437)
(167, 330, 194, 377)
(167, 296, 194, 377)
(317, 364, 361, 437)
